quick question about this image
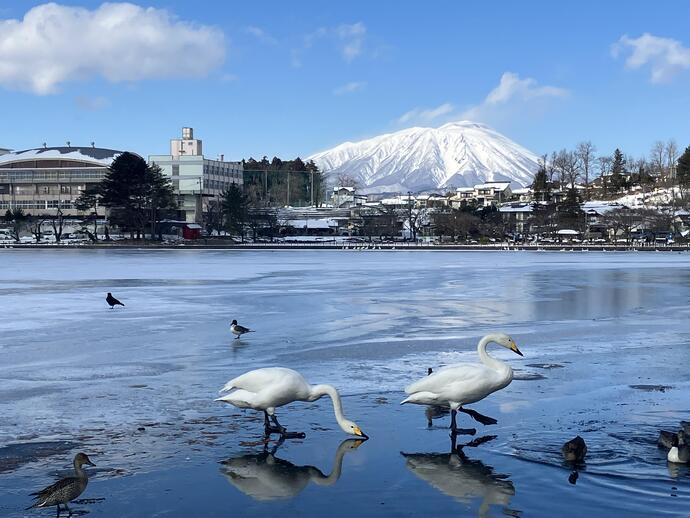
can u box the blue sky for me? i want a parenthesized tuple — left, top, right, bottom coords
(1, 1, 690, 162)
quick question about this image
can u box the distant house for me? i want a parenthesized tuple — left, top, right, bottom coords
(331, 186, 366, 208)
(511, 187, 533, 202)
(474, 182, 512, 206)
(449, 182, 513, 208)
(499, 203, 533, 233)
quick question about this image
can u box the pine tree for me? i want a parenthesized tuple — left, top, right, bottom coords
(531, 165, 549, 201)
(222, 183, 248, 241)
(97, 152, 176, 239)
(677, 146, 690, 190)
(610, 148, 626, 191)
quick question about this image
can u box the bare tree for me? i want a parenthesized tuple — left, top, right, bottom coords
(28, 216, 46, 243)
(666, 139, 678, 182)
(336, 173, 360, 189)
(49, 207, 66, 243)
(576, 141, 596, 198)
(650, 141, 666, 178)
(554, 149, 581, 190)
(602, 207, 640, 243)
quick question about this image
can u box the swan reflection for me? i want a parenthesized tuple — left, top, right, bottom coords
(402, 437, 515, 517)
(220, 438, 365, 501)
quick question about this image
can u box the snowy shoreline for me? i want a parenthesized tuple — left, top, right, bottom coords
(2, 242, 690, 252)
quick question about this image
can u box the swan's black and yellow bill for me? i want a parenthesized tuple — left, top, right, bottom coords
(510, 342, 523, 356)
(353, 426, 369, 439)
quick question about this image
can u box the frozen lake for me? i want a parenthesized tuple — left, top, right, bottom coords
(1, 249, 689, 516)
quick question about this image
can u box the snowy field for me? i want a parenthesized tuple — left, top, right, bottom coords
(1, 249, 689, 517)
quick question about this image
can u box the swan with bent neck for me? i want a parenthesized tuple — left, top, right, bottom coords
(216, 367, 367, 438)
(401, 333, 523, 432)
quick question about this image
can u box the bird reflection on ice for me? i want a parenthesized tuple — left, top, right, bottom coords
(219, 438, 365, 501)
(401, 436, 517, 518)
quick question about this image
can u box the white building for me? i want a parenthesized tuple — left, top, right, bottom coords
(449, 182, 513, 208)
(149, 128, 243, 223)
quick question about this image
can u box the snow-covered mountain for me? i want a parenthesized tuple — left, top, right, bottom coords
(309, 121, 539, 193)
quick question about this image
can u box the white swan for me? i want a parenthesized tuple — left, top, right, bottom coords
(216, 367, 367, 438)
(401, 333, 523, 432)
(220, 439, 364, 500)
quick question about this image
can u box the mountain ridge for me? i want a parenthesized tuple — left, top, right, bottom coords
(309, 121, 539, 193)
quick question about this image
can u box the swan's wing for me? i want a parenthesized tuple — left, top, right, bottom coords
(405, 364, 491, 395)
(220, 367, 304, 393)
(215, 389, 259, 408)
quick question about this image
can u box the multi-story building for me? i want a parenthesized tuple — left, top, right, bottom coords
(149, 128, 243, 223)
(0, 146, 123, 216)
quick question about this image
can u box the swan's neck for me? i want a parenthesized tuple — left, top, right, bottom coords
(477, 336, 511, 376)
(310, 441, 351, 486)
(309, 384, 347, 429)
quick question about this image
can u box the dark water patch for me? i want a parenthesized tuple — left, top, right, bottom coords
(0, 441, 77, 473)
(630, 384, 673, 392)
(514, 372, 547, 381)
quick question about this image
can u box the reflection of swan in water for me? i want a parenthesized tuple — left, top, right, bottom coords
(401, 439, 515, 517)
(220, 439, 365, 501)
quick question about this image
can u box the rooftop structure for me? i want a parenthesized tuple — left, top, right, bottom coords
(149, 128, 242, 223)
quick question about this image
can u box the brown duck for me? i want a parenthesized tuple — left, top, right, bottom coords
(27, 452, 95, 515)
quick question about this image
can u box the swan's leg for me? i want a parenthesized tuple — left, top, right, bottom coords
(449, 409, 476, 436)
(269, 414, 306, 439)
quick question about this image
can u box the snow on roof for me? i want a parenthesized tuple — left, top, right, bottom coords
(499, 204, 533, 213)
(380, 196, 411, 205)
(286, 218, 337, 229)
(474, 182, 511, 190)
(333, 186, 355, 192)
(512, 187, 531, 194)
(0, 146, 125, 167)
(582, 201, 627, 215)
(557, 229, 580, 235)
(455, 187, 475, 193)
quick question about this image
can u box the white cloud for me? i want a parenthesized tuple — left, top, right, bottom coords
(396, 73, 567, 126)
(336, 22, 366, 62)
(293, 22, 367, 67)
(398, 103, 455, 124)
(460, 72, 568, 121)
(612, 33, 690, 83)
(333, 81, 366, 95)
(245, 25, 277, 45)
(0, 2, 226, 95)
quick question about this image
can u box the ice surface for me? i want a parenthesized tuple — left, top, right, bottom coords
(1, 249, 689, 516)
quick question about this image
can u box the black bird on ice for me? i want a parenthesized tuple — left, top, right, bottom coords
(106, 292, 125, 308)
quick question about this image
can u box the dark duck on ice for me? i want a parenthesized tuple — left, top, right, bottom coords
(27, 452, 95, 514)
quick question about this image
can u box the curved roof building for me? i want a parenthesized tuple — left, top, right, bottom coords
(0, 146, 124, 168)
(0, 145, 126, 216)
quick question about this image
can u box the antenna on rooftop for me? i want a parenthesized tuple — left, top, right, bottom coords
(91, 141, 95, 148)
(66, 141, 71, 148)
(42, 142, 47, 149)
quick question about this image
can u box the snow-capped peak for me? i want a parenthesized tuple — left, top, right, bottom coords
(309, 120, 539, 193)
